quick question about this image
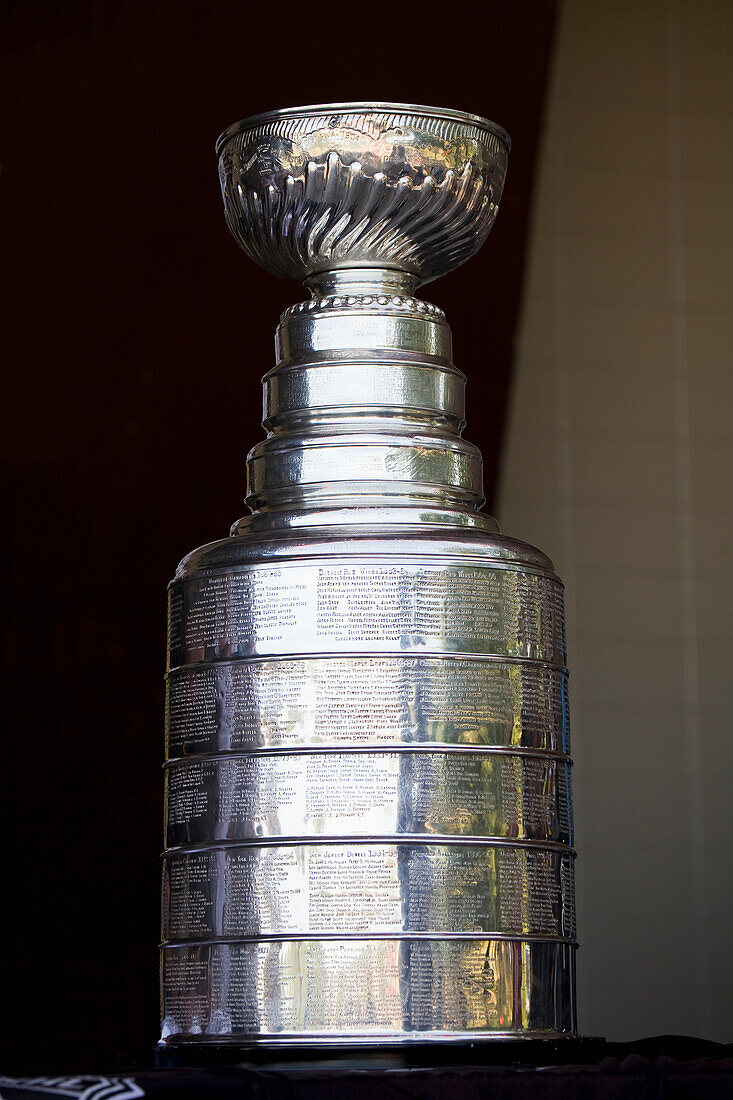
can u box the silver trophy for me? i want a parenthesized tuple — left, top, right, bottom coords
(160, 102, 577, 1045)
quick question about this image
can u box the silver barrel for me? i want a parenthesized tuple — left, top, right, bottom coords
(160, 102, 578, 1046)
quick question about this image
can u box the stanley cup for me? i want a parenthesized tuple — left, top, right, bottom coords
(160, 102, 578, 1046)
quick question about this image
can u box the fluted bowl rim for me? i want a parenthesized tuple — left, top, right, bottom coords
(215, 101, 511, 157)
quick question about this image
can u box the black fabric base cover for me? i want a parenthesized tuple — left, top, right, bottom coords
(1, 1038, 733, 1099)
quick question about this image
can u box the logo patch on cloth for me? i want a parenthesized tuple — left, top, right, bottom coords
(0, 1077, 144, 1100)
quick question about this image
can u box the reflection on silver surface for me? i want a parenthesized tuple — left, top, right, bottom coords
(163, 843, 576, 940)
(164, 750, 572, 847)
(166, 655, 570, 756)
(161, 939, 575, 1041)
(167, 561, 566, 667)
(216, 102, 509, 285)
(160, 102, 578, 1045)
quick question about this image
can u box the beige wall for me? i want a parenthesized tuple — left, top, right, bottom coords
(497, 0, 733, 1041)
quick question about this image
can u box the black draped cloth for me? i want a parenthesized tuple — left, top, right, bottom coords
(2, 1038, 732, 1099)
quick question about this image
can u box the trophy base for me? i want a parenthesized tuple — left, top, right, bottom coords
(154, 1036, 605, 1070)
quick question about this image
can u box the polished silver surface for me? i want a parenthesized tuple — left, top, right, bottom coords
(217, 103, 509, 285)
(160, 102, 578, 1045)
(164, 750, 572, 846)
(167, 560, 565, 665)
(166, 656, 569, 756)
(163, 843, 575, 940)
(161, 939, 574, 1042)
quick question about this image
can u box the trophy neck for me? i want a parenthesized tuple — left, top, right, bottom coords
(234, 274, 497, 536)
(304, 267, 421, 300)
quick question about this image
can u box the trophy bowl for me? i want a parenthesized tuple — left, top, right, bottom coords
(216, 101, 510, 285)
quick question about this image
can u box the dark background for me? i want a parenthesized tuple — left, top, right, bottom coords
(1, 0, 556, 1068)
